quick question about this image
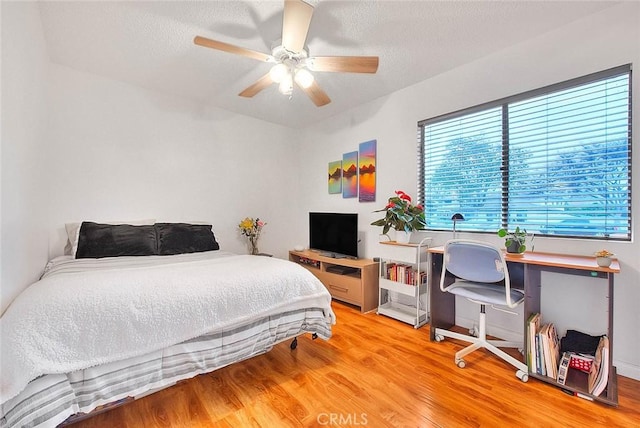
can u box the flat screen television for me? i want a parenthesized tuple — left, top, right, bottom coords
(309, 212, 359, 259)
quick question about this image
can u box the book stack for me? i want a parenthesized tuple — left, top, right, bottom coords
(381, 261, 426, 286)
(526, 314, 560, 378)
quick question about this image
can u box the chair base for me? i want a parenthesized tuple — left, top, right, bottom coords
(434, 319, 529, 383)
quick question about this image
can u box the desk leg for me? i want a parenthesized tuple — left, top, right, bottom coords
(429, 253, 456, 341)
(523, 264, 541, 325)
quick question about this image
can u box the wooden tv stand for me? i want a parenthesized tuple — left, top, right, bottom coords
(289, 250, 379, 313)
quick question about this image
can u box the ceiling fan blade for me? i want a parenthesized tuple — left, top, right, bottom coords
(307, 56, 379, 73)
(282, 0, 314, 53)
(194, 36, 271, 62)
(239, 73, 273, 98)
(297, 80, 331, 107)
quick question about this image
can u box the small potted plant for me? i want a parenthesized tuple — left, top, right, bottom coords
(497, 226, 530, 254)
(371, 190, 426, 243)
(595, 249, 615, 267)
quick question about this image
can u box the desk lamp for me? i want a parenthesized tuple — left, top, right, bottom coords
(451, 213, 465, 239)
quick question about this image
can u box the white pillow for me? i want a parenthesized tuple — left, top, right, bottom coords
(65, 219, 156, 257)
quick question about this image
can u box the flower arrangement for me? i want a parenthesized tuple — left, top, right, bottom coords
(371, 190, 426, 234)
(595, 249, 614, 258)
(238, 217, 266, 255)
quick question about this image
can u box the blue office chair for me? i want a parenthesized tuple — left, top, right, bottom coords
(435, 239, 529, 382)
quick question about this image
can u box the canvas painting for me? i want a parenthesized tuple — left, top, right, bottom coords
(328, 160, 342, 194)
(342, 151, 358, 198)
(358, 140, 376, 202)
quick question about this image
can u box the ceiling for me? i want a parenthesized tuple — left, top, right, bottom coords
(37, 1, 617, 129)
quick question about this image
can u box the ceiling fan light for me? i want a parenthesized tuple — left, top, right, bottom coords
(278, 73, 293, 95)
(269, 63, 288, 83)
(294, 68, 314, 88)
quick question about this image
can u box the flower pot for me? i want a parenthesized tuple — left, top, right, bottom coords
(596, 256, 612, 267)
(506, 241, 524, 254)
(395, 230, 412, 244)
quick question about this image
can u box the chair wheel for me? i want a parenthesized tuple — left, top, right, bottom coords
(290, 337, 298, 350)
(456, 359, 466, 368)
(435, 334, 444, 342)
(516, 370, 528, 382)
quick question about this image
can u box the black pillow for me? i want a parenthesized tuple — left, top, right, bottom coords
(155, 223, 219, 255)
(76, 222, 158, 259)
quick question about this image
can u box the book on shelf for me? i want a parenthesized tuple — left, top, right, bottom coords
(382, 261, 424, 286)
(538, 322, 560, 379)
(535, 333, 546, 376)
(526, 313, 541, 373)
(588, 336, 609, 396)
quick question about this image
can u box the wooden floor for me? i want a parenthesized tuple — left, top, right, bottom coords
(72, 301, 640, 427)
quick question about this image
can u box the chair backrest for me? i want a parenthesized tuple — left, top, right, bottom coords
(440, 239, 517, 307)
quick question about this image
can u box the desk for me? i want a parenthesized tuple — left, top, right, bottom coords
(428, 246, 620, 406)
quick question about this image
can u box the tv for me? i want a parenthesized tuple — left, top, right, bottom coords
(309, 212, 359, 259)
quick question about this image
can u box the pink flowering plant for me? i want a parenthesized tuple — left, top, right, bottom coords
(238, 217, 266, 255)
(371, 190, 426, 234)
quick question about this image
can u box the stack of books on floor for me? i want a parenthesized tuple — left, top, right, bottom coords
(527, 313, 609, 397)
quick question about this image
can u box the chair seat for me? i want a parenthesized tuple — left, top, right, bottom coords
(447, 281, 525, 306)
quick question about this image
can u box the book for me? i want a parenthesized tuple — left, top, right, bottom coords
(546, 323, 560, 379)
(526, 313, 541, 373)
(588, 336, 609, 396)
(535, 332, 546, 376)
(539, 324, 554, 377)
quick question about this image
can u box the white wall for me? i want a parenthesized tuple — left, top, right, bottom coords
(1, 1, 50, 314)
(43, 63, 298, 260)
(298, 2, 640, 380)
(0, 3, 299, 316)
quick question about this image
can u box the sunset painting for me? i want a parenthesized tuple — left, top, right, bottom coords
(342, 151, 358, 198)
(328, 160, 342, 194)
(358, 140, 376, 202)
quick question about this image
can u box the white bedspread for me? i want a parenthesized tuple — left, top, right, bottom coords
(0, 251, 334, 404)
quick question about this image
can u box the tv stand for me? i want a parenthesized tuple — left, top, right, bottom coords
(289, 250, 379, 313)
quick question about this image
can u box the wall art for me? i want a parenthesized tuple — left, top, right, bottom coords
(358, 139, 376, 202)
(342, 151, 358, 198)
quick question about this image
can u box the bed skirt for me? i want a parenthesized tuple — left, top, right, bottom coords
(1, 307, 331, 428)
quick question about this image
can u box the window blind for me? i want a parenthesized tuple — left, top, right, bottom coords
(418, 65, 631, 240)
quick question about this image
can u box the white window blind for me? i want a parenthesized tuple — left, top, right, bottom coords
(418, 65, 631, 240)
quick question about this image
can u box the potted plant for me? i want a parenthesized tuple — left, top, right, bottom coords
(371, 190, 426, 243)
(497, 226, 530, 254)
(595, 249, 615, 267)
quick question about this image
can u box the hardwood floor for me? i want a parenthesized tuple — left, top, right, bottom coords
(72, 301, 640, 427)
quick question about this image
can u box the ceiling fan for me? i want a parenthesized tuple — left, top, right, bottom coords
(194, 0, 379, 107)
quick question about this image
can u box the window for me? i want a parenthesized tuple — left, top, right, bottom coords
(418, 65, 631, 240)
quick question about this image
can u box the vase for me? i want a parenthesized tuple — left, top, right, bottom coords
(395, 230, 412, 244)
(596, 256, 612, 267)
(249, 236, 259, 255)
(506, 241, 523, 254)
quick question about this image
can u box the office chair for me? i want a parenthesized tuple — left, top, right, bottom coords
(434, 239, 529, 382)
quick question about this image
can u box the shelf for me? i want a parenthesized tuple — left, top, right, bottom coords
(529, 366, 618, 406)
(377, 301, 427, 327)
(377, 238, 430, 328)
(379, 278, 421, 297)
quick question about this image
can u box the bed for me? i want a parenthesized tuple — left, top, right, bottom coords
(0, 222, 335, 427)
